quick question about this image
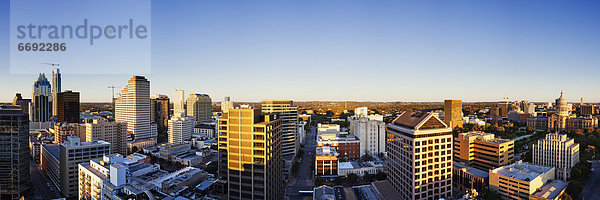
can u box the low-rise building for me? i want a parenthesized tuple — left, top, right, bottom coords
(338, 160, 385, 176)
(315, 146, 338, 176)
(452, 162, 489, 194)
(489, 161, 567, 200)
(317, 132, 360, 159)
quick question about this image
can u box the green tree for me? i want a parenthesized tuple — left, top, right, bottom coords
(347, 173, 359, 184)
(374, 172, 387, 180)
(363, 172, 374, 182)
(315, 176, 324, 185)
(333, 177, 344, 185)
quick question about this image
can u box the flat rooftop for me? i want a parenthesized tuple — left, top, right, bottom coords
(532, 180, 568, 199)
(453, 162, 489, 179)
(371, 180, 401, 200)
(42, 144, 60, 160)
(492, 162, 553, 182)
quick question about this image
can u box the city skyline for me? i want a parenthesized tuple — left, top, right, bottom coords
(1, 1, 600, 102)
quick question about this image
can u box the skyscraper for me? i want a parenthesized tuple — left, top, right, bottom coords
(86, 119, 128, 155)
(32, 73, 52, 122)
(261, 100, 299, 178)
(115, 76, 155, 146)
(186, 93, 212, 123)
(151, 94, 170, 130)
(11, 93, 31, 119)
(168, 115, 194, 144)
(173, 89, 185, 117)
(52, 68, 61, 117)
(218, 107, 283, 200)
(444, 99, 463, 128)
(56, 90, 80, 123)
(349, 110, 386, 156)
(0, 107, 31, 199)
(386, 111, 453, 200)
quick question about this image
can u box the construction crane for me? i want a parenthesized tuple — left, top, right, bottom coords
(108, 85, 118, 100)
(41, 63, 60, 71)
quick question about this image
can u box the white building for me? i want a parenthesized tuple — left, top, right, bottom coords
(338, 161, 385, 176)
(173, 89, 186, 117)
(349, 112, 386, 156)
(168, 116, 194, 144)
(221, 96, 233, 113)
(298, 121, 307, 145)
(532, 133, 580, 181)
(115, 76, 156, 146)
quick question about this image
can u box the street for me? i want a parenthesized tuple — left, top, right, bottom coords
(578, 160, 600, 200)
(285, 126, 317, 200)
(29, 159, 62, 200)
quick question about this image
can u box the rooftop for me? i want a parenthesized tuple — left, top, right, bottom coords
(371, 180, 402, 200)
(314, 185, 336, 200)
(461, 131, 511, 144)
(453, 162, 489, 179)
(390, 111, 447, 131)
(492, 162, 554, 182)
(532, 180, 568, 200)
(42, 144, 60, 160)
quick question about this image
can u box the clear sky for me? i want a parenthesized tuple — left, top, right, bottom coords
(1, 0, 600, 103)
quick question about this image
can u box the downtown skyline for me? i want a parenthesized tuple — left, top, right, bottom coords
(1, 0, 600, 102)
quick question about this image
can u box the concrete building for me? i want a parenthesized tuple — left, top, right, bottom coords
(32, 73, 52, 122)
(315, 146, 338, 176)
(29, 135, 53, 165)
(54, 122, 86, 143)
(566, 115, 598, 131)
(338, 160, 385, 176)
(193, 121, 216, 139)
(444, 99, 463, 128)
(41, 136, 110, 198)
(52, 68, 61, 117)
(498, 101, 511, 118)
(349, 110, 386, 156)
(86, 118, 128, 155)
(452, 162, 488, 194)
(221, 96, 233, 114)
(454, 131, 514, 171)
(56, 90, 80, 123)
(187, 93, 212, 123)
(580, 104, 595, 115)
(298, 121, 307, 145)
(489, 161, 566, 200)
(173, 89, 186, 117)
(532, 133, 580, 181)
(316, 131, 360, 159)
(150, 94, 170, 130)
(78, 154, 128, 200)
(0, 107, 31, 199)
(217, 107, 284, 200)
(261, 100, 299, 179)
(168, 116, 194, 144)
(386, 111, 453, 200)
(12, 93, 31, 119)
(115, 76, 156, 147)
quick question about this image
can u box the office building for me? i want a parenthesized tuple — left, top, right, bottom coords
(316, 130, 360, 159)
(454, 132, 514, 171)
(498, 101, 511, 118)
(115, 76, 155, 146)
(56, 90, 80, 123)
(581, 104, 595, 115)
(86, 119, 128, 155)
(52, 68, 61, 117)
(452, 162, 488, 193)
(187, 93, 212, 123)
(11, 93, 31, 119)
(386, 111, 453, 200)
(173, 89, 186, 117)
(168, 115, 194, 144)
(221, 96, 233, 113)
(150, 94, 170, 130)
(218, 107, 284, 200)
(78, 154, 127, 200)
(261, 100, 299, 178)
(315, 146, 339, 176)
(41, 136, 110, 198)
(53, 123, 86, 144)
(444, 99, 463, 128)
(32, 73, 52, 122)
(349, 113, 386, 156)
(489, 161, 567, 200)
(0, 107, 31, 199)
(532, 133, 580, 181)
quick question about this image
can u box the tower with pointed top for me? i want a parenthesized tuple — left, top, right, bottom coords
(32, 73, 52, 122)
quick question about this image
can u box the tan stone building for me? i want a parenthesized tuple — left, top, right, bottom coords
(489, 161, 567, 200)
(386, 111, 453, 200)
(454, 131, 514, 171)
(532, 133, 579, 181)
(444, 99, 463, 128)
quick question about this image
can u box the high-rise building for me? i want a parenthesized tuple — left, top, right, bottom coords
(221, 96, 233, 113)
(444, 99, 463, 128)
(532, 133, 580, 181)
(86, 119, 128, 155)
(168, 116, 194, 144)
(52, 68, 61, 117)
(115, 76, 155, 146)
(12, 93, 31, 119)
(489, 162, 567, 200)
(386, 111, 453, 200)
(56, 90, 80, 123)
(0, 107, 31, 199)
(454, 132, 514, 171)
(173, 89, 185, 117)
(187, 93, 212, 123)
(150, 94, 170, 130)
(32, 73, 52, 122)
(498, 101, 511, 118)
(349, 113, 386, 156)
(53, 123, 86, 144)
(41, 136, 110, 198)
(261, 100, 299, 178)
(218, 107, 284, 200)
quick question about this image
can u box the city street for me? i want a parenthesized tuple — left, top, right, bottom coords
(578, 160, 600, 200)
(285, 126, 317, 200)
(29, 160, 62, 200)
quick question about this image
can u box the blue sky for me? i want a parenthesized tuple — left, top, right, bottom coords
(1, 0, 600, 103)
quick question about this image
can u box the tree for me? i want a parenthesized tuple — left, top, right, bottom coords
(333, 177, 344, 185)
(315, 176, 324, 185)
(363, 172, 374, 182)
(574, 129, 585, 135)
(559, 193, 573, 200)
(347, 173, 359, 184)
(374, 172, 387, 180)
(131, 146, 139, 154)
(292, 162, 300, 174)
